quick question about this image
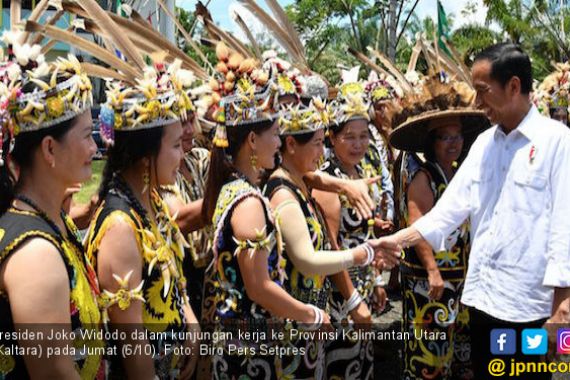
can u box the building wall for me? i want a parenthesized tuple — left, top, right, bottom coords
(129, 0, 176, 43)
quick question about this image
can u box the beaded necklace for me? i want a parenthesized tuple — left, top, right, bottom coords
(109, 174, 152, 228)
(14, 194, 100, 294)
(15, 195, 68, 239)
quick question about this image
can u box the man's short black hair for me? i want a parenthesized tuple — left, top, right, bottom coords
(474, 43, 533, 95)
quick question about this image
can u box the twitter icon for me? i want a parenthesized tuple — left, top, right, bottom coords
(522, 329, 548, 355)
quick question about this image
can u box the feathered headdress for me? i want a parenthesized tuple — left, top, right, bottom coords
(365, 71, 400, 103)
(534, 62, 570, 115)
(0, 31, 93, 137)
(389, 72, 489, 152)
(334, 66, 371, 124)
(99, 60, 197, 145)
(278, 96, 334, 135)
(300, 74, 329, 101)
(262, 50, 303, 105)
(209, 42, 274, 148)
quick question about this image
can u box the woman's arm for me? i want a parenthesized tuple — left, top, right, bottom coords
(163, 192, 205, 235)
(232, 197, 327, 325)
(406, 171, 444, 300)
(271, 188, 369, 276)
(96, 218, 155, 380)
(313, 188, 371, 323)
(179, 298, 199, 379)
(2, 239, 81, 380)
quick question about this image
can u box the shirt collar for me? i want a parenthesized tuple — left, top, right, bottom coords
(493, 105, 538, 142)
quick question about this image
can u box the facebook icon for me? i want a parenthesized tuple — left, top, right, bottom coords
(490, 329, 516, 355)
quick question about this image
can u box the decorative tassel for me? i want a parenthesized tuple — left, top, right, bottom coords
(364, 218, 376, 240)
(213, 124, 229, 148)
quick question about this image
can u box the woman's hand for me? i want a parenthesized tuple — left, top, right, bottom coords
(374, 217, 394, 233)
(178, 338, 199, 380)
(340, 177, 381, 220)
(349, 301, 372, 324)
(372, 286, 388, 313)
(368, 237, 401, 270)
(427, 268, 444, 301)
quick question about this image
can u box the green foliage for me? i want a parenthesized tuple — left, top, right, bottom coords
(176, 0, 570, 84)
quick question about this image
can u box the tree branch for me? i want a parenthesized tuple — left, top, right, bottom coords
(309, 38, 334, 66)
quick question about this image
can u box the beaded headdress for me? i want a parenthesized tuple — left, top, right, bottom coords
(209, 42, 274, 148)
(278, 97, 334, 135)
(334, 66, 371, 124)
(534, 62, 570, 115)
(0, 31, 93, 167)
(99, 60, 198, 145)
(262, 51, 303, 105)
(365, 71, 400, 103)
(0, 32, 93, 136)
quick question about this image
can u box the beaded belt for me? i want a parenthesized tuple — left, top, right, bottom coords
(291, 283, 330, 310)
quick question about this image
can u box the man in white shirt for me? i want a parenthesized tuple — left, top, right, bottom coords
(390, 43, 570, 379)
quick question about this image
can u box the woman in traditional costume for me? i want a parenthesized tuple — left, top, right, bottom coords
(0, 35, 105, 379)
(312, 71, 393, 380)
(85, 61, 199, 379)
(202, 46, 334, 378)
(390, 73, 489, 380)
(535, 62, 570, 126)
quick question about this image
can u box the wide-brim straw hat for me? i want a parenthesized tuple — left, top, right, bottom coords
(389, 108, 490, 152)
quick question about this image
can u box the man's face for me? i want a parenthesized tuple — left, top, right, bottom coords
(472, 59, 512, 126)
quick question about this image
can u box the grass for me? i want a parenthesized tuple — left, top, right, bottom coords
(75, 160, 105, 204)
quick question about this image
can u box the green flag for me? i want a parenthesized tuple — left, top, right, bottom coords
(437, 0, 452, 55)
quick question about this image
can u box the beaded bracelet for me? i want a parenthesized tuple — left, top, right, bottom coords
(305, 304, 323, 331)
(359, 243, 374, 267)
(346, 289, 363, 313)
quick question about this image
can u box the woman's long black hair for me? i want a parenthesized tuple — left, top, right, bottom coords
(98, 127, 164, 200)
(0, 74, 86, 215)
(202, 120, 274, 224)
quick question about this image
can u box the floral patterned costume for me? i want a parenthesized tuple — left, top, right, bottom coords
(0, 209, 105, 380)
(86, 180, 191, 380)
(264, 176, 331, 380)
(320, 146, 387, 380)
(211, 177, 289, 379)
(401, 161, 472, 380)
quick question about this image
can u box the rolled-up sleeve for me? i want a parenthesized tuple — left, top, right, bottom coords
(543, 134, 570, 288)
(413, 151, 475, 252)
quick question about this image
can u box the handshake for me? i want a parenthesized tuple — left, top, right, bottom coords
(353, 236, 403, 270)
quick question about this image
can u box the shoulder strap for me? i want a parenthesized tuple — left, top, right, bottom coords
(264, 176, 305, 204)
(0, 209, 61, 263)
(92, 192, 140, 235)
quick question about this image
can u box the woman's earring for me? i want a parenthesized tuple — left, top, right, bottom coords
(142, 167, 150, 194)
(250, 153, 258, 171)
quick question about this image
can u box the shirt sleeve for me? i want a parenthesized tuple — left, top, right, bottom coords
(543, 132, 570, 288)
(412, 146, 476, 252)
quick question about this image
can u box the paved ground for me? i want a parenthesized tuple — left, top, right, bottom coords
(373, 289, 403, 380)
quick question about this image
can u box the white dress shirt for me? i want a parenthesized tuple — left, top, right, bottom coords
(414, 106, 570, 322)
